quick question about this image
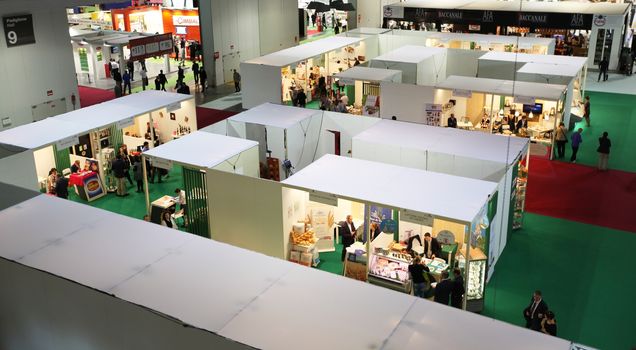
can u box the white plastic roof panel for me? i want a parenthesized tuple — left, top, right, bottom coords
(388, 0, 628, 15)
(437, 75, 566, 101)
(479, 51, 588, 69)
(383, 298, 573, 350)
(244, 36, 363, 67)
(142, 131, 258, 169)
(353, 120, 528, 165)
(0, 117, 91, 150)
(517, 62, 581, 78)
(54, 102, 148, 130)
(109, 90, 194, 113)
(219, 265, 416, 350)
(228, 103, 321, 129)
(283, 154, 497, 222)
(373, 45, 446, 64)
(335, 66, 402, 82)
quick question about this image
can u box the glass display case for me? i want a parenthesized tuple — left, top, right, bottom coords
(368, 252, 411, 293)
(466, 256, 487, 312)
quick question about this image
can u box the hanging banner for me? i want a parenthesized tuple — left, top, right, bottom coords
(425, 103, 442, 126)
(401, 209, 434, 227)
(309, 190, 338, 207)
(129, 33, 173, 61)
(56, 135, 79, 150)
(514, 96, 536, 105)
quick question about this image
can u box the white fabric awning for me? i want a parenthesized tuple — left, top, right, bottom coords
(436, 75, 566, 101)
(244, 36, 363, 67)
(142, 131, 258, 169)
(283, 154, 497, 222)
(353, 119, 528, 166)
(335, 66, 402, 82)
(228, 103, 321, 129)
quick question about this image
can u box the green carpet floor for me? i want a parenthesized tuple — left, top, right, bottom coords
(558, 91, 636, 172)
(131, 58, 197, 95)
(317, 243, 345, 275)
(67, 165, 186, 232)
(484, 213, 636, 350)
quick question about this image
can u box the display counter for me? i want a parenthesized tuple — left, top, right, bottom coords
(69, 171, 106, 202)
(150, 195, 176, 224)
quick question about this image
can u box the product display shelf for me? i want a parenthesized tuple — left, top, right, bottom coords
(460, 247, 487, 312)
(368, 251, 412, 294)
(512, 165, 528, 230)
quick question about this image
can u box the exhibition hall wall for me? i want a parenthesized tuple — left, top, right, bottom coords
(0, 1, 80, 130)
(200, 0, 298, 86)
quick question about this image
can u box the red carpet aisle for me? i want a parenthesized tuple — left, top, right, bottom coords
(195, 107, 236, 129)
(78, 86, 115, 107)
(525, 156, 636, 233)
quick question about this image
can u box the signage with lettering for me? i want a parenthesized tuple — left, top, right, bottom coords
(129, 33, 173, 61)
(173, 15, 199, 26)
(514, 96, 536, 105)
(166, 102, 182, 112)
(518, 13, 548, 24)
(150, 157, 172, 171)
(401, 209, 434, 227)
(3, 14, 35, 47)
(425, 103, 443, 126)
(309, 190, 338, 207)
(116, 117, 135, 129)
(453, 89, 472, 98)
(56, 135, 79, 150)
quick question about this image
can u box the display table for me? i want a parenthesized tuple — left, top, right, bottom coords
(69, 171, 106, 202)
(457, 121, 473, 130)
(343, 242, 367, 281)
(150, 195, 176, 224)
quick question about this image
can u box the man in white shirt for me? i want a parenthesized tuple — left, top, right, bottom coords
(174, 188, 187, 226)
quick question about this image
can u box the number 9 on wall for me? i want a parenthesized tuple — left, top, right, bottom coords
(3, 14, 36, 47)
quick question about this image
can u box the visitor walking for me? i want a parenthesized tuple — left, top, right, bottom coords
(158, 70, 167, 91)
(583, 96, 591, 127)
(297, 88, 307, 108)
(111, 154, 128, 197)
(597, 132, 611, 171)
(192, 61, 200, 89)
(450, 268, 464, 308)
(199, 67, 207, 92)
(122, 70, 132, 95)
(555, 122, 568, 159)
(233, 69, 241, 92)
(598, 57, 609, 82)
(408, 255, 429, 298)
(524, 290, 548, 331)
(133, 156, 144, 193)
(570, 128, 583, 163)
(127, 59, 134, 81)
(140, 68, 148, 91)
(154, 76, 161, 90)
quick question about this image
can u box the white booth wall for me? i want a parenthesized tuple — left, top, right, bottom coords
(378, 82, 436, 122)
(0, 150, 39, 191)
(315, 111, 383, 158)
(370, 49, 447, 85)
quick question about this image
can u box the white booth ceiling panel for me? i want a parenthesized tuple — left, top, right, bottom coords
(0, 196, 109, 260)
(353, 120, 528, 166)
(244, 36, 363, 67)
(109, 90, 194, 113)
(0, 117, 91, 150)
(111, 239, 296, 333)
(517, 62, 581, 78)
(438, 76, 565, 101)
(335, 66, 402, 82)
(143, 131, 258, 169)
(390, 30, 554, 48)
(283, 155, 497, 222)
(219, 266, 415, 350)
(349, 27, 392, 35)
(55, 103, 148, 131)
(383, 299, 572, 350)
(228, 103, 320, 129)
(373, 45, 446, 64)
(478, 51, 587, 70)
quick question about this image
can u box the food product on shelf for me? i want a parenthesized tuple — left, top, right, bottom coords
(290, 230, 317, 246)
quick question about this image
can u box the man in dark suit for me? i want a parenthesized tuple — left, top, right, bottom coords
(340, 215, 356, 261)
(447, 113, 457, 128)
(423, 232, 442, 260)
(524, 290, 548, 331)
(450, 268, 465, 308)
(55, 176, 70, 199)
(434, 271, 452, 305)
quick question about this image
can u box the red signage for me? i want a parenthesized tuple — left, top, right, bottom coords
(129, 33, 173, 61)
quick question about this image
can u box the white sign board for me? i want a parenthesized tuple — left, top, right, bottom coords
(56, 135, 79, 149)
(514, 96, 535, 105)
(452, 89, 472, 98)
(173, 15, 200, 26)
(116, 117, 135, 129)
(151, 157, 173, 170)
(309, 190, 338, 207)
(166, 102, 182, 112)
(401, 209, 434, 226)
(425, 103, 442, 126)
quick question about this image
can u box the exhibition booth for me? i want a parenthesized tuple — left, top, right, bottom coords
(281, 155, 499, 311)
(352, 120, 531, 276)
(337, 27, 393, 60)
(333, 66, 402, 117)
(241, 36, 367, 108)
(203, 103, 323, 181)
(0, 191, 575, 350)
(0, 91, 196, 201)
(477, 51, 588, 127)
(369, 46, 447, 85)
(142, 131, 259, 237)
(381, 30, 555, 55)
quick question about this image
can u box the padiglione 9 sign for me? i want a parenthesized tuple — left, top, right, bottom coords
(3, 14, 35, 47)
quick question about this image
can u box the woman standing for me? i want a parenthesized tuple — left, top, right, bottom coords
(47, 168, 58, 194)
(597, 132, 611, 171)
(554, 122, 568, 159)
(408, 255, 428, 298)
(541, 311, 558, 336)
